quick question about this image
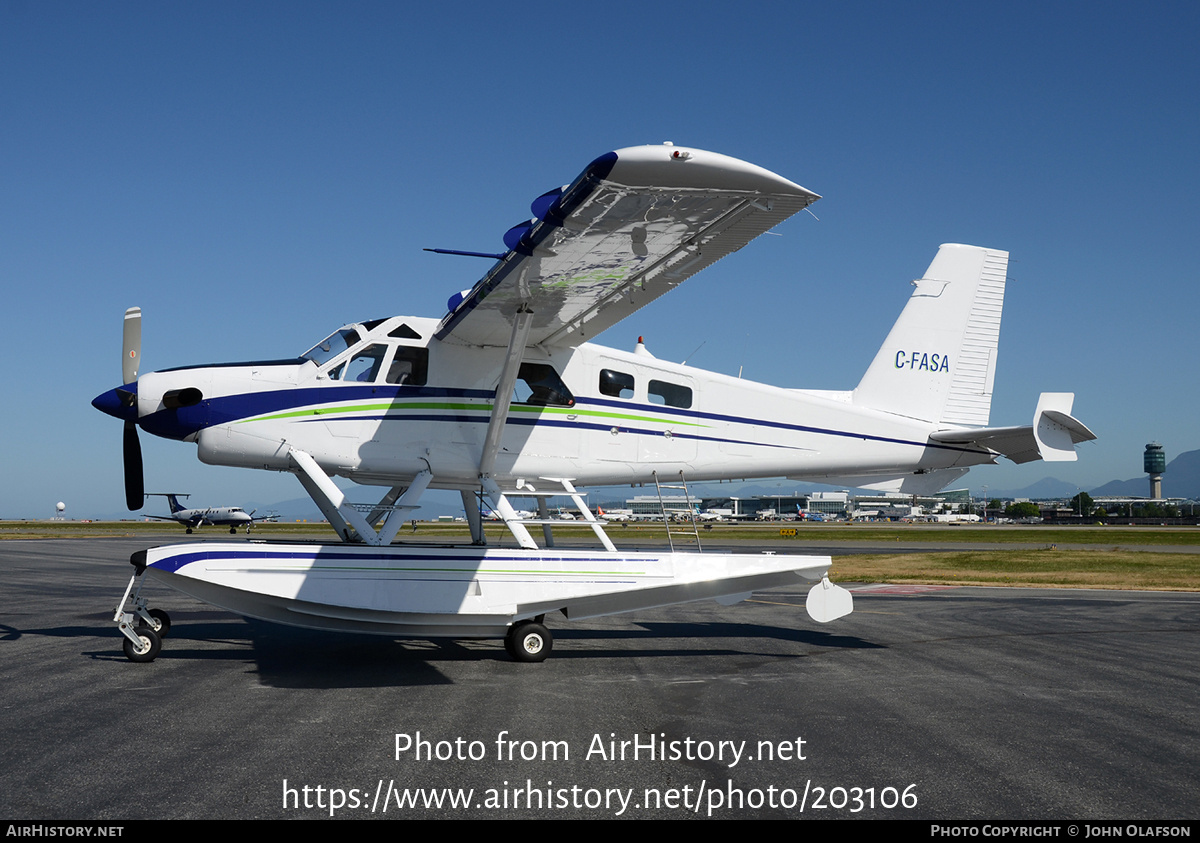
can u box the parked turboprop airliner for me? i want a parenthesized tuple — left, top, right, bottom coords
(95, 143, 1093, 663)
(142, 493, 270, 533)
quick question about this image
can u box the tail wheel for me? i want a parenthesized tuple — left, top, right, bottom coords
(506, 622, 552, 663)
(122, 626, 162, 663)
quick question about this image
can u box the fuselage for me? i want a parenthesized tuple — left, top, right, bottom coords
(94, 314, 995, 493)
(171, 507, 252, 527)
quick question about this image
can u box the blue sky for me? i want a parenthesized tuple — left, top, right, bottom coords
(3, 2, 1197, 518)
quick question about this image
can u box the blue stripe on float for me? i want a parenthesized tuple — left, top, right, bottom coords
(151, 547, 655, 574)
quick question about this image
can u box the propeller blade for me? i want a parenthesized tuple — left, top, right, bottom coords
(122, 307, 142, 384)
(123, 421, 144, 511)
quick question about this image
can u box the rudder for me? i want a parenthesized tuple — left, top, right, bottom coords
(853, 244, 1008, 426)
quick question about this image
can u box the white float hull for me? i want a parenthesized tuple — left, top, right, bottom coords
(141, 541, 834, 638)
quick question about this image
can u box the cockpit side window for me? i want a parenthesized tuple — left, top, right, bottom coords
(513, 363, 574, 407)
(386, 346, 428, 386)
(341, 344, 389, 383)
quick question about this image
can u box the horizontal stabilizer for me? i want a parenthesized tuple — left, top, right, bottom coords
(929, 393, 1096, 464)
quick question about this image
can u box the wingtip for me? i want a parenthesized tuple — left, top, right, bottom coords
(605, 144, 819, 200)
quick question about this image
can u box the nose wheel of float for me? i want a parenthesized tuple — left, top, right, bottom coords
(114, 571, 172, 662)
(505, 620, 552, 663)
(122, 625, 162, 662)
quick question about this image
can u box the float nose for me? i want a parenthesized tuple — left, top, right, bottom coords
(92, 385, 139, 422)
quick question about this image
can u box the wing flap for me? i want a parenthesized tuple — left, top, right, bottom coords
(435, 145, 819, 348)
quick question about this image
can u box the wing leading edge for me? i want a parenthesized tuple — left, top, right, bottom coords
(434, 144, 820, 349)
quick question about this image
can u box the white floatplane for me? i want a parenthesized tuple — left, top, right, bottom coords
(95, 143, 1094, 662)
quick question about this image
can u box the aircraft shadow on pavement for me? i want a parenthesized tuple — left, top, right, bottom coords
(52, 609, 882, 690)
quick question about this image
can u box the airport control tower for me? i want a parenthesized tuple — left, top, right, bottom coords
(1144, 443, 1166, 500)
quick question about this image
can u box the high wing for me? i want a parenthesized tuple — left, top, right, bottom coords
(434, 144, 820, 349)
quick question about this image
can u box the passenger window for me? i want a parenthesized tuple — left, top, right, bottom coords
(648, 379, 692, 409)
(599, 369, 634, 399)
(386, 346, 428, 386)
(344, 344, 389, 383)
(513, 363, 574, 407)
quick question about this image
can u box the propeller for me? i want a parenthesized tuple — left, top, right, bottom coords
(123, 419, 144, 511)
(121, 307, 144, 511)
(122, 306, 141, 384)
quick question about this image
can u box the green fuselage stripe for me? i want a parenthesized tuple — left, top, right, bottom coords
(239, 400, 708, 428)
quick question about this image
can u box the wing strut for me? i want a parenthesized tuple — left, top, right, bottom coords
(479, 305, 533, 478)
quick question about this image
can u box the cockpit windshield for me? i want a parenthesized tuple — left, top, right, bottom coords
(301, 328, 360, 366)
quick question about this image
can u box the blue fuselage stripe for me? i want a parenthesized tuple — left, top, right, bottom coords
(140, 384, 984, 456)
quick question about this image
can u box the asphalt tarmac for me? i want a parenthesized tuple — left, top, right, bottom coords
(2, 536, 1197, 820)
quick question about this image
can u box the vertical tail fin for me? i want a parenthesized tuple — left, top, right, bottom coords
(853, 244, 1008, 426)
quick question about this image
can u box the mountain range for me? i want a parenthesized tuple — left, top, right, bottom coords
(1088, 448, 1200, 499)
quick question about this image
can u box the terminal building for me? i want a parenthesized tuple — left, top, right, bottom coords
(619, 489, 974, 521)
